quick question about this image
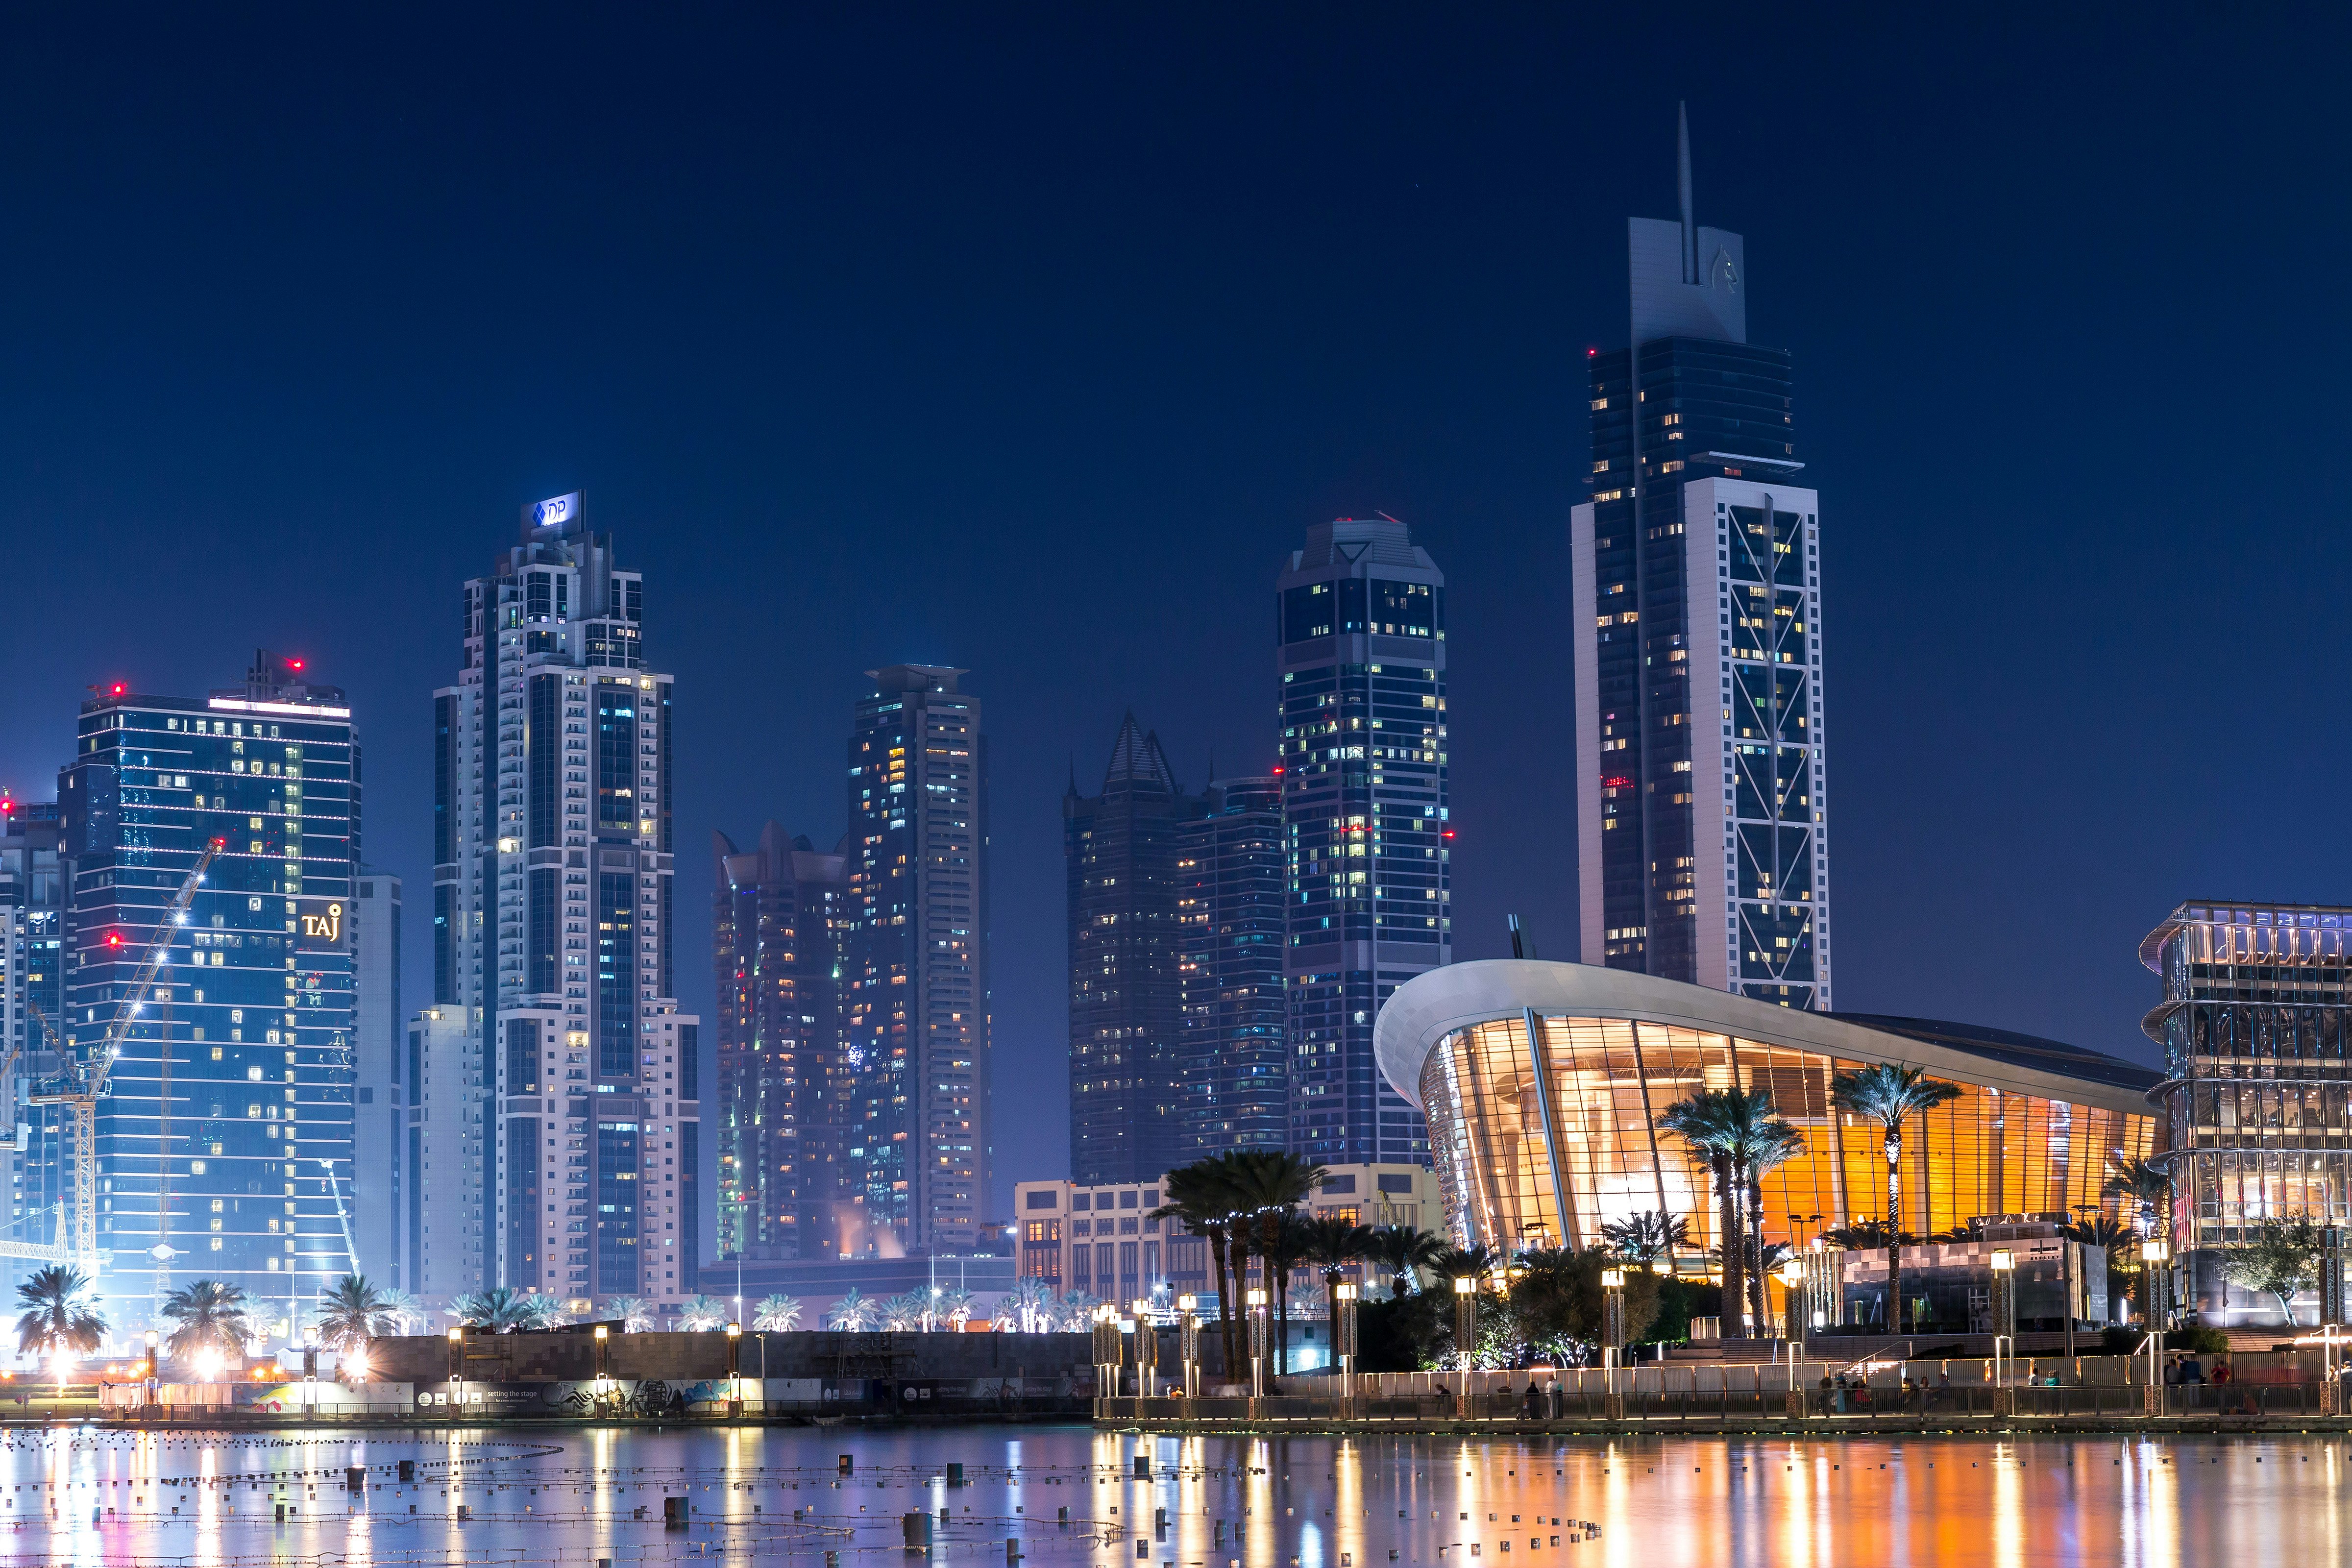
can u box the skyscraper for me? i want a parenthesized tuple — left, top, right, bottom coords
(1277, 517, 1450, 1166)
(1174, 775, 1288, 1160)
(1571, 108, 1833, 1008)
(0, 799, 69, 1286)
(1064, 714, 1197, 1186)
(425, 491, 701, 1312)
(351, 871, 402, 1286)
(713, 823, 848, 1261)
(55, 651, 358, 1316)
(842, 666, 990, 1253)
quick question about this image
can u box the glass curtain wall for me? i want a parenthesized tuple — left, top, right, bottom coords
(1422, 1016, 2162, 1257)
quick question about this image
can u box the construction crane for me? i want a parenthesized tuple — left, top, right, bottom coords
(23, 837, 223, 1271)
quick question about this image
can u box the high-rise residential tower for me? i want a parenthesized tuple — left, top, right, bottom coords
(425, 492, 701, 1313)
(1277, 517, 1450, 1166)
(55, 652, 359, 1319)
(1064, 715, 1198, 1186)
(1571, 109, 1832, 1008)
(843, 666, 990, 1253)
(1174, 775, 1288, 1160)
(713, 824, 848, 1261)
(350, 871, 403, 1286)
(0, 799, 67, 1287)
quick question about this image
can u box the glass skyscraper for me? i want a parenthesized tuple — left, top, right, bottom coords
(425, 491, 699, 1315)
(54, 651, 358, 1322)
(1064, 714, 1195, 1186)
(843, 665, 990, 1254)
(1571, 109, 1834, 1008)
(1278, 516, 1449, 1166)
(0, 799, 68, 1289)
(1174, 775, 1288, 1159)
(713, 823, 848, 1260)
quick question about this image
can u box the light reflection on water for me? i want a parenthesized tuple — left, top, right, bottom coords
(0, 1424, 2330, 1566)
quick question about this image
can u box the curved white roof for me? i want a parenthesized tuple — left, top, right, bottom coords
(1373, 959, 2160, 1120)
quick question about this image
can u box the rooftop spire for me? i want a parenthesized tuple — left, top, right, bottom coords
(1677, 99, 1695, 285)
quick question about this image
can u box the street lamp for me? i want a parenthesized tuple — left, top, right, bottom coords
(1129, 1300, 1157, 1397)
(142, 1330, 159, 1414)
(725, 1323, 743, 1417)
(592, 1324, 612, 1411)
(1334, 1282, 1359, 1404)
(1452, 1276, 1476, 1414)
(1176, 1294, 1201, 1399)
(1988, 1249, 2017, 1388)
(1778, 1259, 1807, 1378)
(445, 1328, 463, 1421)
(1246, 1287, 1270, 1400)
(302, 1325, 319, 1418)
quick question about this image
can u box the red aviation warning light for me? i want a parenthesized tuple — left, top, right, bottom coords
(109, 684, 125, 697)
(1442, 830, 1455, 840)
(287, 659, 304, 671)
(105, 932, 122, 948)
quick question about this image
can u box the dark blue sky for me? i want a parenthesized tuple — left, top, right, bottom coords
(3, 8, 2346, 1223)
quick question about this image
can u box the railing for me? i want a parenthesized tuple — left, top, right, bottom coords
(1098, 1381, 2344, 1424)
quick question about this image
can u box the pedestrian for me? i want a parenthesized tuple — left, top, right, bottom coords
(1523, 1379, 1543, 1421)
(1936, 1370, 1953, 1409)
(1546, 1374, 1563, 1420)
(1817, 1374, 1833, 1417)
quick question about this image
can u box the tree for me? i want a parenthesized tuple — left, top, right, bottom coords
(1599, 1210, 1690, 1267)
(751, 1294, 804, 1331)
(1001, 1278, 1058, 1334)
(826, 1288, 877, 1331)
(1055, 1291, 1105, 1331)
(1732, 1115, 1807, 1334)
(1151, 1161, 1247, 1379)
(1658, 1089, 1751, 1338)
(374, 1287, 426, 1334)
(160, 1280, 252, 1363)
(448, 1287, 564, 1333)
(16, 1266, 105, 1362)
(2104, 1153, 2171, 1239)
(1830, 1064, 1962, 1334)
(2219, 1218, 2324, 1326)
(1363, 1225, 1450, 1298)
(677, 1295, 730, 1331)
(602, 1296, 655, 1333)
(1218, 1150, 1327, 1374)
(316, 1275, 400, 1352)
(1508, 1248, 1665, 1365)
(1299, 1213, 1373, 1335)
(937, 1287, 974, 1328)
(2063, 1214, 2142, 1322)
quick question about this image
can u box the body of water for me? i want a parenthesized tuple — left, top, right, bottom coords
(0, 1422, 2331, 1566)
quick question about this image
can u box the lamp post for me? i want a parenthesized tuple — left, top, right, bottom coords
(1091, 1305, 1125, 1405)
(1334, 1282, 1359, 1406)
(1176, 1294, 1200, 1400)
(1988, 1248, 2017, 1393)
(725, 1322, 743, 1417)
(2140, 1237, 2172, 1411)
(1779, 1258, 1807, 1366)
(445, 1328, 463, 1422)
(302, 1325, 319, 1418)
(1246, 1288, 1270, 1401)
(1129, 1300, 1158, 1397)
(1452, 1276, 1476, 1417)
(1600, 1269, 1626, 1421)
(592, 1324, 612, 1413)
(142, 1330, 159, 1415)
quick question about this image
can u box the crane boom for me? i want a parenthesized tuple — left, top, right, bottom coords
(24, 836, 224, 1269)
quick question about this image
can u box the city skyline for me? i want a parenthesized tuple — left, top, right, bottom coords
(1, 11, 2344, 1238)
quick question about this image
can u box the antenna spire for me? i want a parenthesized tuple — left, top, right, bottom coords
(1677, 100, 1696, 285)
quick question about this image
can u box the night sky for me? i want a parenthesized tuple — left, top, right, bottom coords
(3, 9, 2347, 1228)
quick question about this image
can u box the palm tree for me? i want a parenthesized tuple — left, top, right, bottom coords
(374, 1287, 426, 1334)
(602, 1296, 655, 1333)
(1431, 1242, 1499, 1284)
(16, 1266, 105, 1363)
(2064, 1213, 2144, 1321)
(2105, 1153, 2171, 1239)
(1151, 1160, 1246, 1377)
(447, 1287, 564, 1333)
(1259, 1210, 1319, 1373)
(825, 1288, 877, 1331)
(751, 1294, 804, 1331)
(1299, 1212, 1373, 1335)
(1732, 1114, 1807, 1334)
(1831, 1063, 1963, 1334)
(1002, 1278, 1058, 1334)
(677, 1295, 730, 1331)
(1055, 1291, 1105, 1331)
(1220, 1150, 1328, 1371)
(315, 1274, 399, 1353)
(1658, 1089, 1750, 1337)
(1363, 1225, 1449, 1298)
(1599, 1210, 1691, 1266)
(937, 1287, 975, 1328)
(160, 1279, 251, 1362)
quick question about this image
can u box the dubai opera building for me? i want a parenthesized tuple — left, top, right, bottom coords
(1374, 960, 2166, 1259)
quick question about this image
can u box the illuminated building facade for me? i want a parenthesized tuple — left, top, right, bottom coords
(1375, 960, 2163, 1264)
(427, 491, 700, 1314)
(712, 823, 848, 1260)
(1278, 516, 1449, 1166)
(0, 799, 68, 1290)
(1175, 775, 1289, 1160)
(843, 665, 990, 1253)
(55, 652, 360, 1318)
(2142, 902, 2352, 1253)
(1570, 109, 1833, 1007)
